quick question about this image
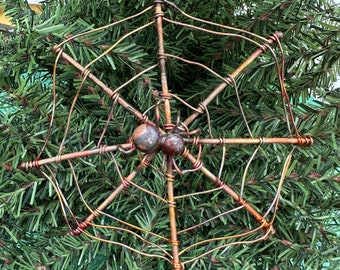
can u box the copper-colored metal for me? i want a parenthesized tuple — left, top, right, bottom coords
(155, 3, 181, 267)
(155, 3, 173, 130)
(183, 151, 272, 230)
(19, 1, 315, 269)
(165, 161, 181, 268)
(181, 32, 283, 129)
(52, 46, 149, 124)
(19, 143, 134, 169)
(18, 143, 133, 170)
(70, 152, 157, 235)
(184, 136, 314, 147)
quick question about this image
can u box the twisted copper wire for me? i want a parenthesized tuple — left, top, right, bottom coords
(192, 156, 203, 171)
(169, 238, 180, 246)
(181, 147, 190, 158)
(54, 155, 61, 164)
(260, 31, 283, 52)
(158, 53, 167, 61)
(216, 178, 225, 188)
(172, 262, 183, 270)
(295, 136, 313, 147)
(98, 145, 108, 155)
(165, 171, 175, 182)
(154, 5, 164, 18)
(121, 177, 131, 188)
(70, 220, 89, 236)
(23, 160, 39, 170)
(109, 92, 119, 101)
(164, 123, 175, 131)
(81, 68, 91, 80)
(141, 156, 151, 168)
(24, 2, 316, 269)
(191, 137, 200, 146)
(160, 93, 171, 100)
(198, 102, 213, 137)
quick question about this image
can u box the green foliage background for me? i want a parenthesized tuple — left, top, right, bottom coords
(0, 0, 339, 269)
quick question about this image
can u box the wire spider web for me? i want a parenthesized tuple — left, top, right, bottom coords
(20, 1, 313, 269)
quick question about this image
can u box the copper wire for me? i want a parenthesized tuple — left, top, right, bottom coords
(28, 2, 316, 269)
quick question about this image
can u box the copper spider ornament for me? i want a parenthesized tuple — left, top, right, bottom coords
(132, 123, 185, 157)
(19, 1, 314, 269)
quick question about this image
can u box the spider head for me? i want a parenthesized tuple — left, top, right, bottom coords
(132, 124, 161, 153)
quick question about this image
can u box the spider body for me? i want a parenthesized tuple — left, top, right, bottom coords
(132, 124, 160, 153)
(160, 133, 185, 156)
(132, 123, 185, 156)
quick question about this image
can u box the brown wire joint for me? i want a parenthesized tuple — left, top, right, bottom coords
(295, 136, 313, 147)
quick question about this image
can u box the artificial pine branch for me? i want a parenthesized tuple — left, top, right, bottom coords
(0, 1, 339, 269)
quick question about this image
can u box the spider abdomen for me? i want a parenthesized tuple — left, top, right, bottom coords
(160, 133, 185, 157)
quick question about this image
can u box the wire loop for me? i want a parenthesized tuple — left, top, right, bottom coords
(296, 136, 313, 147)
(55, 155, 62, 163)
(160, 93, 171, 100)
(122, 177, 131, 188)
(165, 172, 175, 182)
(170, 239, 180, 246)
(70, 220, 88, 236)
(181, 147, 189, 158)
(158, 53, 167, 60)
(99, 145, 107, 155)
